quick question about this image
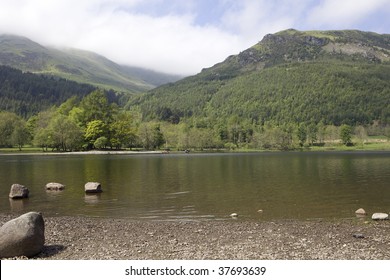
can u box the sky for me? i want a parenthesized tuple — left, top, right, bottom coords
(0, 0, 389, 75)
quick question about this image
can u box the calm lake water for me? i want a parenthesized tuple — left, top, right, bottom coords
(0, 152, 389, 221)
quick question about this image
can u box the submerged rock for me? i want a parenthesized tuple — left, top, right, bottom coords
(46, 182, 65, 191)
(0, 212, 45, 258)
(371, 213, 389, 220)
(85, 182, 102, 193)
(9, 184, 29, 199)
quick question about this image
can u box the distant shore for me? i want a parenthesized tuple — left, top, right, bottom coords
(1, 214, 389, 260)
(1, 142, 390, 156)
(0, 150, 164, 156)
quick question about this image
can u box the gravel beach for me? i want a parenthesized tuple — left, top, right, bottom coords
(1, 214, 389, 260)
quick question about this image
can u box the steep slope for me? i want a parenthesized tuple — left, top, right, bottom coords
(0, 65, 96, 117)
(0, 34, 181, 93)
(131, 29, 390, 125)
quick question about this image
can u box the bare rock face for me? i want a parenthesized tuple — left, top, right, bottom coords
(9, 184, 29, 199)
(46, 182, 65, 191)
(85, 182, 102, 193)
(0, 212, 45, 258)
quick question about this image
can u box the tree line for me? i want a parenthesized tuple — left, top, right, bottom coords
(1, 89, 389, 152)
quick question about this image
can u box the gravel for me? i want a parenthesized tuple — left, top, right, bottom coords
(1, 214, 389, 260)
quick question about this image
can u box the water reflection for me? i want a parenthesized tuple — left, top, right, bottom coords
(0, 152, 389, 221)
(9, 198, 29, 211)
(84, 193, 101, 204)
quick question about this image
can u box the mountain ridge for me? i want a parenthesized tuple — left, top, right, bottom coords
(0, 34, 182, 93)
(131, 29, 390, 126)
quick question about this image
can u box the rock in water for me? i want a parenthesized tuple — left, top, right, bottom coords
(85, 182, 103, 193)
(355, 208, 366, 215)
(0, 212, 45, 258)
(371, 213, 389, 220)
(46, 182, 65, 191)
(9, 184, 29, 199)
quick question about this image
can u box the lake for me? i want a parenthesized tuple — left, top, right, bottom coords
(0, 152, 389, 221)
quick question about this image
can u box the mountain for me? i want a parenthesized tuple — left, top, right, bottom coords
(0, 34, 181, 93)
(130, 29, 390, 126)
(0, 65, 96, 117)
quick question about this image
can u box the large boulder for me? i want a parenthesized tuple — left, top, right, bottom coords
(0, 212, 45, 258)
(372, 213, 389, 220)
(85, 182, 103, 193)
(9, 184, 29, 199)
(46, 182, 65, 191)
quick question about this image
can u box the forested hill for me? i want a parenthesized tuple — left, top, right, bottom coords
(131, 29, 390, 126)
(0, 34, 181, 93)
(0, 65, 96, 117)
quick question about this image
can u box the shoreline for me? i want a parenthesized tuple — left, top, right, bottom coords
(1, 214, 389, 260)
(1, 148, 390, 157)
(0, 150, 164, 156)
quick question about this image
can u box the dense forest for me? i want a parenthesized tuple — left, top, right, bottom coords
(0, 65, 95, 117)
(0, 29, 389, 151)
(132, 61, 390, 126)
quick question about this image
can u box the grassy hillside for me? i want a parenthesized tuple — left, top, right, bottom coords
(0, 34, 181, 93)
(130, 29, 390, 126)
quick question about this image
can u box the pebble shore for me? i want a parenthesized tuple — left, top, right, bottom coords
(1, 214, 389, 260)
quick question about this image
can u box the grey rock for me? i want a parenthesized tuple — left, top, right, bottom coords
(46, 182, 65, 191)
(9, 184, 29, 199)
(85, 182, 102, 193)
(0, 212, 45, 258)
(353, 233, 365, 239)
(371, 213, 389, 220)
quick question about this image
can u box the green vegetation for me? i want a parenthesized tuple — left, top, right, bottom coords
(0, 29, 389, 152)
(0, 34, 181, 93)
(0, 65, 95, 117)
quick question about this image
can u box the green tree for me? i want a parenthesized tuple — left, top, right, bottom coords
(33, 127, 54, 151)
(77, 90, 115, 126)
(340, 124, 353, 146)
(307, 123, 318, 145)
(110, 111, 137, 149)
(0, 112, 20, 147)
(94, 136, 109, 149)
(138, 122, 165, 150)
(48, 115, 83, 151)
(297, 124, 307, 147)
(11, 121, 31, 151)
(85, 120, 109, 149)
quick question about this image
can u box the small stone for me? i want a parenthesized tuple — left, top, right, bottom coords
(85, 182, 102, 193)
(353, 233, 365, 239)
(230, 213, 238, 218)
(371, 213, 389, 220)
(355, 208, 366, 215)
(257, 209, 264, 213)
(9, 184, 29, 199)
(46, 182, 65, 191)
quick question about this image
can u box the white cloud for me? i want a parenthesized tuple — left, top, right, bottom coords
(306, 0, 390, 30)
(0, 0, 244, 75)
(0, 0, 388, 75)
(73, 10, 242, 75)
